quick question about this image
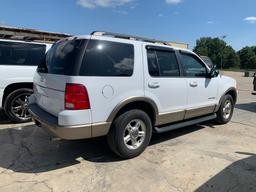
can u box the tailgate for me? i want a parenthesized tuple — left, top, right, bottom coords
(34, 72, 66, 116)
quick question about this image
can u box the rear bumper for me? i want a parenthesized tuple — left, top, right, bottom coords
(28, 104, 111, 140)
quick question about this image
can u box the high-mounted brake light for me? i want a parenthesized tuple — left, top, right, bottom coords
(65, 84, 90, 110)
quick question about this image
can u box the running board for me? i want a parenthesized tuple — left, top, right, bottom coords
(154, 114, 217, 133)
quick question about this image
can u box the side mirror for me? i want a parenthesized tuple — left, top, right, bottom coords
(208, 65, 219, 78)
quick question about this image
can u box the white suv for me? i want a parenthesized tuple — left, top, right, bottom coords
(0, 39, 51, 123)
(28, 32, 237, 159)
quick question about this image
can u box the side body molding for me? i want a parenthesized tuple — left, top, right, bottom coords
(106, 88, 237, 129)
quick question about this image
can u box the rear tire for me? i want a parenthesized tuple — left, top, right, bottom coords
(107, 109, 152, 159)
(4, 88, 33, 123)
(216, 94, 234, 124)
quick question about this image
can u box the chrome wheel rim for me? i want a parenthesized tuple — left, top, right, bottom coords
(123, 119, 146, 150)
(223, 100, 232, 119)
(10, 93, 31, 121)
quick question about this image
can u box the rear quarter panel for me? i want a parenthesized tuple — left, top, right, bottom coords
(0, 65, 36, 107)
(67, 40, 144, 124)
(0, 66, 36, 88)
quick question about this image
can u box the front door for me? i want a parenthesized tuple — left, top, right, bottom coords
(178, 51, 218, 119)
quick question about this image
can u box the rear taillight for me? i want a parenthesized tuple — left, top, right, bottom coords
(65, 84, 90, 110)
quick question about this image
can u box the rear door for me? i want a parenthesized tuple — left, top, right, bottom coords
(143, 45, 187, 125)
(178, 51, 218, 119)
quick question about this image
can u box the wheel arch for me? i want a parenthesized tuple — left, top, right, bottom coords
(226, 88, 237, 104)
(223, 87, 237, 104)
(107, 97, 159, 126)
(215, 87, 237, 112)
(2, 82, 33, 106)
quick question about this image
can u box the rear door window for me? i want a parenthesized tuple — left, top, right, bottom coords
(80, 40, 134, 76)
(147, 49, 180, 77)
(0, 41, 46, 66)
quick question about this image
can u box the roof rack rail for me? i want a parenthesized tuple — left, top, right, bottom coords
(91, 31, 170, 45)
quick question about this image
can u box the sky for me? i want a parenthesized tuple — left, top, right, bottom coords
(0, 0, 256, 50)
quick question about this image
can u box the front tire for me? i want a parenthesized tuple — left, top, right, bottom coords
(4, 88, 33, 123)
(107, 110, 152, 159)
(216, 94, 234, 124)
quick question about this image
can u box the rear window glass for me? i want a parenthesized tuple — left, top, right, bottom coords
(147, 49, 180, 77)
(80, 40, 134, 76)
(0, 41, 46, 66)
(38, 39, 86, 75)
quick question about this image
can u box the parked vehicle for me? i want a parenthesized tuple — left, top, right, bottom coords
(0, 39, 51, 123)
(28, 32, 237, 159)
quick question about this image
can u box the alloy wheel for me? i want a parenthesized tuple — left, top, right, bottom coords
(123, 119, 146, 150)
(222, 99, 232, 119)
(10, 93, 31, 121)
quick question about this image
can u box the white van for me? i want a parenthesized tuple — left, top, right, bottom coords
(0, 39, 51, 123)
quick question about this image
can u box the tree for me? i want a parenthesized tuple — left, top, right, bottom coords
(238, 47, 256, 69)
(193, 37, 240, 69)
(222, 46, 240, 69)
(253, 46, 256, 55)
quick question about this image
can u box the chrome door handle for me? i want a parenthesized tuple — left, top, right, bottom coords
(189, 82, 198, 87)
(148, 82, 160, 89)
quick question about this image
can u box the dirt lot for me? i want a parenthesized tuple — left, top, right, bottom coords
(0, 71, 255, 192)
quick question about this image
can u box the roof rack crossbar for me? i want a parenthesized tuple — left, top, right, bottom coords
(91, 31, 170, 45)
